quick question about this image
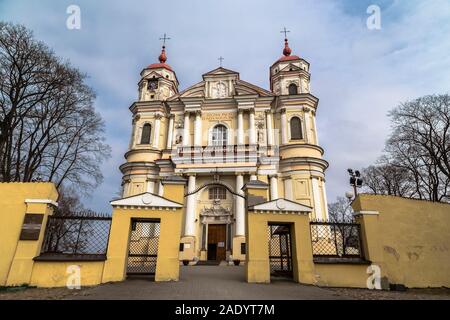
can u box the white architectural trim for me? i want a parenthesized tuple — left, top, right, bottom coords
(237, 110, 244, 145)
(110, 192, 182, 208)
(25, 199, 58, 207)
(270, 176, 278, 200)
(166, 116, 174, 149)
(311, 177, 323, 219)
(235, 174, 245, 236)
(184, 175, 197, 236)
(249, 198, 312, 213)
(353, 210, 379, 216)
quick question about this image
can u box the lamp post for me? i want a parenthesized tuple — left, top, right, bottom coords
(348, 168, 363, 200)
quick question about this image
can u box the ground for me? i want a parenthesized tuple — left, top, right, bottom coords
(1, 266, 449, 300)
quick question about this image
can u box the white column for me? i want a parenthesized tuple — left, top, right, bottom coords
(281, 109, 288, 144)
(311, 176, 324, 220)
(235, 174, 245, 236)
(184, 175, 197, 236)
(158, 181, 164, 197)
(183, 112, 190, 146)
(146, 180, 155, 193)
(166, 115, 174, 149)
(284, 178, 293, 200)
(312, 111, 319, 145)
(303, 108, 311, 143)
(249, 109, 256, 145)
(266, 111, 274, 146)
(237, 110, 244, 145)
(270, 176, 278, 200)
(194, 111, 202, 146)
(321, 178, 329, 219)
(153, 115, 161, 148)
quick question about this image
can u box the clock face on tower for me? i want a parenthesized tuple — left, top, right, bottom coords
(147, 80, 158, 91)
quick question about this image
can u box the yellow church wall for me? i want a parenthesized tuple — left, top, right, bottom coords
(352, 194, 450, 288)
(0, 183, 58, 286)
(30, 261, 105, 288)
(125, 150, 161, 163)
(279, 146, 323, 159)
(313, 264, 369, 288)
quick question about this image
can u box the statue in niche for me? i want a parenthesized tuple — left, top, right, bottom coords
(175, 118, 184, 129)
(212, 81, 227, 99)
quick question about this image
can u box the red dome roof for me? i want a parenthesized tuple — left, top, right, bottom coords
(146, 62, 173, 71)
(277, 54, 300, 62)
(275, 38, 300, 63)
(146, 45, 173, 71)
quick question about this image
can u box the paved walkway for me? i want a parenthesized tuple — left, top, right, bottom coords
(74, 266, 344, 300)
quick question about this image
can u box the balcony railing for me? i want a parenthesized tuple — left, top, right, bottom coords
(172, 144, 260, 164)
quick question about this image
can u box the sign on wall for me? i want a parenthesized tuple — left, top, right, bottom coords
(19, 214, 44, 240)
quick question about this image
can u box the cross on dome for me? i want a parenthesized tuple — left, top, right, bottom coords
(158, 33, 171, 63)
(280, 27, 292, 57)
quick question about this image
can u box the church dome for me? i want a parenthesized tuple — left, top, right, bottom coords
(146, 45, 173, 71)
(276, 38, 300, 63)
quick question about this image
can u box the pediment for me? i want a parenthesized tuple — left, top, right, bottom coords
(279, 63, 302, 72)
(202, 67, 239, 78)
(110, 192, 183, 208)
(144, 70, 164, 80)
(249, 198, 312, 213)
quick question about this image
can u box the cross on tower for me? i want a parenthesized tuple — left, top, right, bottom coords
(218, 56, 224, 67)
(280, 27, 290, 39)
(159, 33, 171, 46)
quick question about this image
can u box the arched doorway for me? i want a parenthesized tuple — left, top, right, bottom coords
(185, 181, 244, 264)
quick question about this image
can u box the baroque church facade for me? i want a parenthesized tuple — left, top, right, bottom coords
(120, 37, 329, 263)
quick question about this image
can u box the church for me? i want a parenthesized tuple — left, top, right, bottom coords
(119, 35, 329, 264)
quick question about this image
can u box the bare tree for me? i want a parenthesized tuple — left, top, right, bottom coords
(361, 94, 450, 202)
(361, 157, 417, 198)
(328, 197, 354, 222)
(0, 22, 110, 193)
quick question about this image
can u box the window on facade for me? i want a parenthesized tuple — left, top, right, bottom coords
(288, 83, 298, 95)
(140, 123, 151, 144)
(209, 187, 227, 200)
(290, 117, 303, 140)
(211, 124, 228, 146)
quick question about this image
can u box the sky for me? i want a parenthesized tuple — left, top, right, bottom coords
(1, 0, 449, 213)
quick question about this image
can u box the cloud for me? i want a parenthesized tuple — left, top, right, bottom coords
(1, 0, 449, 211)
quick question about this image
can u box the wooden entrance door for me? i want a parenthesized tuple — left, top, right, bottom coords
(207, 224, 226, 261)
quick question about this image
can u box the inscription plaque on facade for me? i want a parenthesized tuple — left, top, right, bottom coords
(202, 112, 234, 121)
(19, 213, 44, 240)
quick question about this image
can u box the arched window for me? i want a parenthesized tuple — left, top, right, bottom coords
(209, 186, 227, 200)
(288, 83, 298, 95)
(140, 123, 152, 144)
(290, 117, 303, 140)
(211, 124, 228, 146)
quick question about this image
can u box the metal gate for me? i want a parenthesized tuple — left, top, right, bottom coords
(268, 224, 293, 278)
(127, 220, 160, 275)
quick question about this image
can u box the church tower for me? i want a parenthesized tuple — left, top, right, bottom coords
(270, 35, 329, 220)
(120, 42, 179, 198)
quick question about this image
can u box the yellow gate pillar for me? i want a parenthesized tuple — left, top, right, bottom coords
(102, 177, 185, 283)
(0, 183, 58, 287)
(243, 180, 315, 284)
